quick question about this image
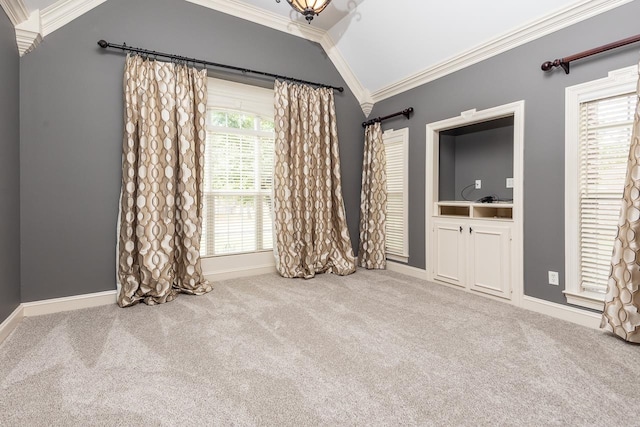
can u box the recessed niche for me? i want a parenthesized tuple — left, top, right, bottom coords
(439, 116, 514, 202)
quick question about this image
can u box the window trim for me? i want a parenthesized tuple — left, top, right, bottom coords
(201, 77, 275, 259)
(383, 127, 410, 263)
(564, 65, 638, 310)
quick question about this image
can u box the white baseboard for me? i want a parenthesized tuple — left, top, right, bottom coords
(0, 304, 24, 345)
(13, 262, 276, 322)
(386, 261, 428, 280)
(386, 265, 602, 330)
(22, 290, 117, 317)
(521, 295, 601, 329)
(1, 267, 604, 347)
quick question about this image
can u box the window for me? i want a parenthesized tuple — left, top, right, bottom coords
(383, 128, 409, 262)
(200, 78, 274, 257)
(565, 65, 638, 310)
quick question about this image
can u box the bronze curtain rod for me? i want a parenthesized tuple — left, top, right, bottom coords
(362, 107, 414, 128)
(97, 40, 344, 92)
(541, 33, 640, 74)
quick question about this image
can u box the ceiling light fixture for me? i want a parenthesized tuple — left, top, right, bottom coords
(275, 0, 332, 24)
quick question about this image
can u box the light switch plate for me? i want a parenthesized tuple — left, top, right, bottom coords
(506, 178, 514, 188)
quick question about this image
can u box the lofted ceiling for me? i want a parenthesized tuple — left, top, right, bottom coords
(2, 0, 634, 115)
(230, 0, 368, 30)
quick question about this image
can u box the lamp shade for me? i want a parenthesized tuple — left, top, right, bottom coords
(286, 0, 332, 22)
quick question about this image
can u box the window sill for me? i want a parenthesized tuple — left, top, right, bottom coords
(387, 254, 409, 264)
(201, 251, 275, 278)
(563, 290, 605, 311)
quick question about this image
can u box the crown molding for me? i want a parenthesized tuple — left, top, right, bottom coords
(40, 0, 106, 36)
(15, 9, 41, 55)
(319, 31, 371, 115)
(7, 0, 630, 114)
(0, 0, 29, 25)
(184, 0, 371, 114)
(370, 0, 634, 104)
(185, 0, 325, 42)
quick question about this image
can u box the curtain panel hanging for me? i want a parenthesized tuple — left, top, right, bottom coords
(358, 122, 387, 269)
(602, 62, 640, 342)
(273, 80, 356, 278)
(117, 55, 212, 307)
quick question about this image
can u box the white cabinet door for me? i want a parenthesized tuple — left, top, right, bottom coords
(432, 219, 466, 287)
(468, 223, 511, 299)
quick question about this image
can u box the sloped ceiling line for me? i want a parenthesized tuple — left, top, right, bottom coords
(4, 0, 108, 55)
(40, 0, 107, 36)
(0, 0, 634, 114)
(369, 0, 634, 103)
(0, 0, 29, 26)
(183, 0, 374, 114)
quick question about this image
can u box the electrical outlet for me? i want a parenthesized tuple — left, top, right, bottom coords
(548, 271, 559, 286)
(475, 179, 482, 189)
(506, 178, 514, 188)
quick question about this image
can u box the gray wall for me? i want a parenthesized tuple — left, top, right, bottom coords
(0, 9, 21, 321)
(450, 120, 514, 202)
(19, 0, 365, 302)
(438, 134, 456, 201)
(438, 119, 514, 201)
(371, 0, 640, 304)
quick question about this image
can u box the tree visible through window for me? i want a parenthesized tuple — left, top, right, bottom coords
(200, 79, 274, 257)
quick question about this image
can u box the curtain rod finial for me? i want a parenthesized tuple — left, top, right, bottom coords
(403, 108, 414, 120)
(541, 61, 553, 71)
(98, 40, 108, 48)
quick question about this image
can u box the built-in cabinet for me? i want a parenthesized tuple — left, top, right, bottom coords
(431, 202, 513, 299)
(426, 102, 524, 304)
(433, 210, 512, 299)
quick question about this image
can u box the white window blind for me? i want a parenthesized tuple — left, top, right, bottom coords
(578, 92, 637, 293)
(200, 78, 274, 257)
(383, 128, 409, 261)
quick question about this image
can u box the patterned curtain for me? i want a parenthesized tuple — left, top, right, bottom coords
(273, 80, 356, 278)
(601, 63, 640, 342)
(117, 55, 212, 307)
(358, 122, 387, 269)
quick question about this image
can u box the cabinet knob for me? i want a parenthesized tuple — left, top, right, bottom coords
(469, 227, 473, 234)
(460, 226, 463, 233)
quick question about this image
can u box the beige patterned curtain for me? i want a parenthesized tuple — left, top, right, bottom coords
(358, 122, 387, 269)
(273, 80, 356, 278)
(117, 55, 212, 307)
(601, 63, 640, 342)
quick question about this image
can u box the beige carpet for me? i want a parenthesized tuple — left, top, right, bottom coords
(0, 269, 638, 426)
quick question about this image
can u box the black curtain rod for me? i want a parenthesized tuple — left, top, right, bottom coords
(541, 33, 640, 74)
(362, 107, 414, 128)
(97, 40, 344, 92)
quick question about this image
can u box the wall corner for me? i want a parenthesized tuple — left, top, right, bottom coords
(15, 9, 40, 56)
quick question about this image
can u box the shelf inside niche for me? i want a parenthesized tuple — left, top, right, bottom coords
(438, 203, 470, 217)
(436, 201, 513, 220)
(473, 204, 513, 219)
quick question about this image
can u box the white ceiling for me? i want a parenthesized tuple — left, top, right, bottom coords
(327, 0, 588, 92)
(9, 0, 633, 113)
(214, 0, 609, 93)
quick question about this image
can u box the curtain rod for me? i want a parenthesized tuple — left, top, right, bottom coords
(97, 40, 344, 92)
(541, 33, 640, 74)
(362, 107, 414, 128)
